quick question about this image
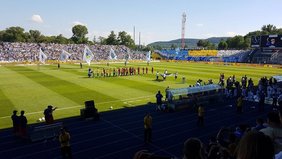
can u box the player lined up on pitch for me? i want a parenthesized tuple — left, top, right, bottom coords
(87, 66, 154, 78)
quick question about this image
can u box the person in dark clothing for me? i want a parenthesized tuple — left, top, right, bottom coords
(19, 110, 27, 138)
(80, 63, 82, 69)
(11, 110, 19, 136)
(237, 96, 243, 113)
(258, 92, 265, 112)
(253, 118, 265, 131)
(155, 91, 163, 111)
(88, 68, 93, 78)
(237, 131, 274, 159)
(44, 105, 57, 124)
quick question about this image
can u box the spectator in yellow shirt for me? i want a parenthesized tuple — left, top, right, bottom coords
(197, 105, 205, 126)
(144, 113, 152, 143)
(59, 127, 72, 159)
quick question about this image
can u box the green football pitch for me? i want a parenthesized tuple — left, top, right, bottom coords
(0, 61, 280, 129)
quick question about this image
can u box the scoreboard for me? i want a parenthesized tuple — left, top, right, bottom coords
(251, 35, 282, 48)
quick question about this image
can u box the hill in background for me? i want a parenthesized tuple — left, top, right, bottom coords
(148, 37, 229, 49)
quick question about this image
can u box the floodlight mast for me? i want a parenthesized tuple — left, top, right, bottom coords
(181, 12, 186, 49)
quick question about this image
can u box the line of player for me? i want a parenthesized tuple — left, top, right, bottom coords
(88, 66, 154, 78)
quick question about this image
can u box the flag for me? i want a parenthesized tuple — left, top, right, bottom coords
(175, 48, 180, 55)
(125, 53, 130, 61)
(39, 48, 48, 64)
(146, 51, 151, 62)
(59, 50, 71, 62)
(83, 46, 94, 65)
(109, 48, 117, 60)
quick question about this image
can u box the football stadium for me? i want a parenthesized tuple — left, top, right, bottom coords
(1, 1, 282, 159)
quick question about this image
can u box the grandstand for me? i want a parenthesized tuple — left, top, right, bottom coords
(0, 42, 148, 62)
(189, 50, 217, 57)
(157, 49, 251, 63)
(158, 49, 188, 60)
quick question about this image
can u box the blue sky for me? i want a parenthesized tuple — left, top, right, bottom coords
(0, 0, 281, 44)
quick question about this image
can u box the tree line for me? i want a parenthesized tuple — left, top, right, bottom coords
(0, 25, 152, 51)
(197, 24, 282, 50)
(1, 24, 281, 50)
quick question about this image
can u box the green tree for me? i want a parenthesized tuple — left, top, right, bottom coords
(170, 44, 176, 49)
(197, 40, 204, 47)
(54, 34, 69, 44)
(207, 43, 216, 50)
(2, 26, 27, 42)
(226, 35, 245, 49)
(245, 30, 261, 37)
(197, 40, 211, 48)
(98, 36, 107, 45)
(141, 45, 152, 52)
(242, 36, 251, 49)
(184, 44, 188, 50)
(117, 31, 135, 48)
(278, 28, 282, 35)
(28, 30, 41, 42)
(71, 25, 88, 44)
(150, 45, 162, 50)
(0, 30, 4, 42)
(218, 40, 228, 50)
(261, 24, 277, 34)
(105, 31, 118, 45)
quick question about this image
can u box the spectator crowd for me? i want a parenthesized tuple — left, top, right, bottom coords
(0, 42, 148, 62)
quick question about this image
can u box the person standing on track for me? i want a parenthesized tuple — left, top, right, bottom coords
(144, 113, 152, 144)
(197, 105, 205, 126)
(59, 127, 72, 159)
(155, 91, 163, 111)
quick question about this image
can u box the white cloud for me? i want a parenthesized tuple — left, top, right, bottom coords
(196, 23, 204, 27)
(72, 21, 86, 26)
(31, 15, 43, 23)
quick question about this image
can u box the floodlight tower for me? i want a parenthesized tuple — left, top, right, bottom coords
(181, 12, 186, 49)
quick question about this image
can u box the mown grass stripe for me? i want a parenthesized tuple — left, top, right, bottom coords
(7, 66, 117, 105)
(32, 65, 156, 99)
(0, 88, 15, 116)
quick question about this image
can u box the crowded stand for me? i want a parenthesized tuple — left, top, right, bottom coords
(0, 42, 148, 62)
(189, 50, 218, 57)
(157, 49, 252, 62)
